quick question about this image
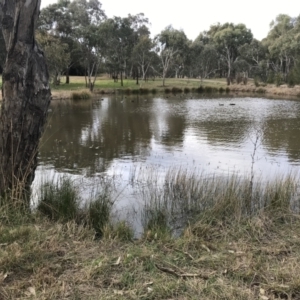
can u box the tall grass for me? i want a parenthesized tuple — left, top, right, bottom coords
(1, 167, 299, 239)
(37, 177, 80, 222)
(37, 177, 114, 236)
(138, 169, 299, 235)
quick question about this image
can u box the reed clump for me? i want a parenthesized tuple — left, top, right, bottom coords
(71, 90, 92, 100)
(171, 87, 183, 93)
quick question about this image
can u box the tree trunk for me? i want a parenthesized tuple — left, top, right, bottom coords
(66, 67, 70, 84)
(0, 0, 52, 201)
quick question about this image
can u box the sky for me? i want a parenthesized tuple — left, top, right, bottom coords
(40, 0, 300, 41)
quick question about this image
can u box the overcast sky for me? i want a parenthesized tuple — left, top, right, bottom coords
(40, 0, 300, 41)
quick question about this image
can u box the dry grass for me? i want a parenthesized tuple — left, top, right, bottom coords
(1, 212, 300, 299)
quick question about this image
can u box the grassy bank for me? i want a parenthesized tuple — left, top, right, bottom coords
(1, 172, 300, 299)
(1, 76, 300, 101)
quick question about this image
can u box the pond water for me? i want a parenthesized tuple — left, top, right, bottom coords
(33, 94, 300, 230)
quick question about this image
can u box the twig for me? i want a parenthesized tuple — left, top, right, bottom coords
(155, 264, 209, 280)
(174, 248, 195, 260)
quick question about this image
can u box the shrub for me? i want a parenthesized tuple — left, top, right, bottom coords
(184, 87, 190, 93)
(204, 86, 213, 93)
(196, 86, 204, 93)
(139, 88, 150, 94)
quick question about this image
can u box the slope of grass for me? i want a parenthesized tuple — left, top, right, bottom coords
(1, 213, 300, 299)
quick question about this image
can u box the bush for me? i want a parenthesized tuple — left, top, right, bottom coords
(204, 86, 213, 93)
(184, 87, 190, 93)
(139, 88, 150, 94)
(196, 86, 204, 93)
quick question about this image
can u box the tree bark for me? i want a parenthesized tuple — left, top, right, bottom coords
(0, 0, 51, 200)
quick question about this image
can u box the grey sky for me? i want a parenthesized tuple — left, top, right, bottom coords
(41, 0, 300, 41)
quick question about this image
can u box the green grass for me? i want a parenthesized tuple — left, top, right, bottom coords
(50, 76, 228, 92)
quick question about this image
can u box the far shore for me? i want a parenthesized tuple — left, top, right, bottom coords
(1, 76, 300, 101)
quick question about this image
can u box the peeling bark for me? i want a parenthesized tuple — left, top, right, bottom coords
(0, 0, 51, 199)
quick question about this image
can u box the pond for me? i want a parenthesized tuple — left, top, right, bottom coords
(33, 94, 300, 231)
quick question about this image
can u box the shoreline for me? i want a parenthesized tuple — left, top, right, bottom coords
(1, 82, 300, 101)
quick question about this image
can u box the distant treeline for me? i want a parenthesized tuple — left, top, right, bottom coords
(1, 1, 299, 89)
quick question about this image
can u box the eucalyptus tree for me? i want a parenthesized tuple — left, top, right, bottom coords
(131, 35, 155, 81)
(238, 39, 267, 80)
(39, 0, 107, 89)
(264, 14, 300, 83)
(67, 0, 106, 91)
(155, 26, 188, 86)
(102, 14, 149, 86)
(190, 33, 218, 81)
(0, 0, 51, 200)
(0, 32, 6, 73)
(101, 17, 134, 86)
(207, 23, 253, 83)
(36, 32, 71, 85)
(38, 0, 75, 83)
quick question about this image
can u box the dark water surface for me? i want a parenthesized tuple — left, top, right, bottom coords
(33, 94, 300, 223)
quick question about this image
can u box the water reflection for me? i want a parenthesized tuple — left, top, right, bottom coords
(36, 95, 300, 212)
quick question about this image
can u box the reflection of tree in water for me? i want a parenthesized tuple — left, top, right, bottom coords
(39, 98, 152, 175)
(197, 120, 251, 146)
(263, 118, 300, 162)
(151, 98, 186, 147)
(159, 113, 186, 146)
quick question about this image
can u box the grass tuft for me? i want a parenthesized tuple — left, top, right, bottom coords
(71, 90, 92, 100)
(37, 177, 80, 222)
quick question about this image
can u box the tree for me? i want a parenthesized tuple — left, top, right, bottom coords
(155, 26, 188, 86)
(208, 23, 253, 83)
(36, 32, 71, 85)
(0, 31, 6, 73)
(238, 39, 267, 80)
(264, 14, 300, 83)
(132, 35, 154, 81)
(0, 0, 51, 200)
